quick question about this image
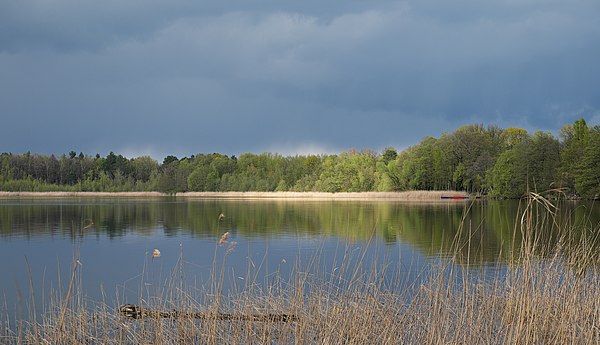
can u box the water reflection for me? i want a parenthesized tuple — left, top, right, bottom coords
(1, 198, 598, 263)
(0, 197, 598, 323)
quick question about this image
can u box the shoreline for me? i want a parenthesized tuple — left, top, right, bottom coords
(0, 190, 471, 201)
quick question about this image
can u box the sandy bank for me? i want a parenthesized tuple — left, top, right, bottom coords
(0, 191, 470, 201)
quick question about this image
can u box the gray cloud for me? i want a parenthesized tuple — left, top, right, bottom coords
(1, 0, 599, 158)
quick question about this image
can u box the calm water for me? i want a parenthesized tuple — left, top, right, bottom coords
(0, 197, 597, 315)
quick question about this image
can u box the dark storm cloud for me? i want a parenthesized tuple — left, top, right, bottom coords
(1, 0, 599, 158)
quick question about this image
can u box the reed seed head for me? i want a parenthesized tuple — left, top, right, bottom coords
(219, 231, 229, 245)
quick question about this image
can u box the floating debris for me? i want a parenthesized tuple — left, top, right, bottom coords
(83, 219, 94, 229)
(152, 249, 161, 258)
(119, 304, 298, 322)
(218, 213, 225, 221)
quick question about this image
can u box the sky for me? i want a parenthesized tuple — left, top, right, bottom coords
(1, 0, 599, 160)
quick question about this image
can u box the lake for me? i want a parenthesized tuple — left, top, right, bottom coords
(0, 197, 597, 318)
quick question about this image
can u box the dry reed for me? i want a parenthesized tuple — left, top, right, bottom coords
(0, 191, 469, 201)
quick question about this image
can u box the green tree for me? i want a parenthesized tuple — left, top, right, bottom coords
(158, 159, 190, 194)
(381, 147, 398, 164)
(490, 147, 527, 198)
(575, 127, 600, 198)
(130, 156, 159, 182)
(559, 118, 589, 192)
(490, 131, 559, 198)
(526, 131, 559, 192)
(163, 155, 179, 165)
(316, 150, 377, 192)
(447, 125, 504, 192)
(502, 127, 529, 149)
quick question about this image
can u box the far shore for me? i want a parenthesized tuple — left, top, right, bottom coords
(0, 191, 471, 201)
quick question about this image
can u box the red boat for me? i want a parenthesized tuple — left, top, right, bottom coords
(440, 196, 470, 200)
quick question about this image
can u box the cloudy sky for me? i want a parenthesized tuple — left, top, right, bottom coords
(1, 0, 599, 159)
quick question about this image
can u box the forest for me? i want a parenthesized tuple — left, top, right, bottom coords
(1, 119, 599, 198)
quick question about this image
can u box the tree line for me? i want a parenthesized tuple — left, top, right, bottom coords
(1, 119, 598, 198)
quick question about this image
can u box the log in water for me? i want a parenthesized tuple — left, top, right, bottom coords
(119, 304, 299, 322)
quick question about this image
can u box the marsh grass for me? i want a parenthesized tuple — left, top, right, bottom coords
(2, 193, 599, 344)
(0, 191, 468, 200)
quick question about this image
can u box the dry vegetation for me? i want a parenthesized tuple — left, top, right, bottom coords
(0, 190, 469, 201)
(1, 194, 599, 344)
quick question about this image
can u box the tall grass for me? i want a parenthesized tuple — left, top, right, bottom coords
(2, 193, 599, 344)
(0, 190, 468, 200)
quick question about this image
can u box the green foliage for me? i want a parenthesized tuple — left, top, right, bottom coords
(186, 154, 236, 191)
(315, 150, 377, 192)
(490, 148, 525, 198)
(559, 118, 589, 190)
(526, 131, 560, 192)
(502, 127, 529, 148)
(0, 119, 597, 198)
(404, 138, 436, 190)
(375, 158, 400, 191)
(381, 147, 398, 164)
(130, 156, 159, 182)
(447, 125, 504, 192)
(575, 128, 600, 198)
(158, 159, 191, 193)
(490, 131, 559, 198)
(389, 125, 503, 193)
(163, 155, 179, 165)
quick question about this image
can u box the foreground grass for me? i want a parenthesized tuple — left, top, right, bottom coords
(2, 195, 599, 344)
